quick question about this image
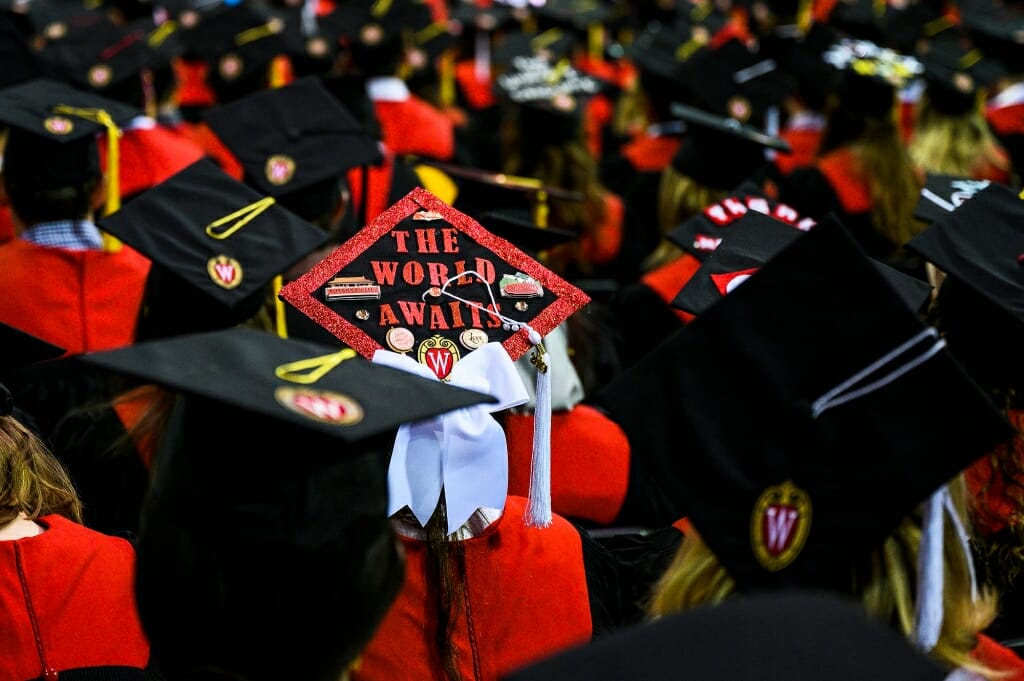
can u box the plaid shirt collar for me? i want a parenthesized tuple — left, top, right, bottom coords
(20, 220, 104, 251)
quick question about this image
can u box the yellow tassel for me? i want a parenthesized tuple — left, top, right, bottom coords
(534, 189, 548, 228)
(273, 274, 288, 338)
(439, 49, 455, 109)
(588, 25, 604, 62)
(52, 105, 123, 251)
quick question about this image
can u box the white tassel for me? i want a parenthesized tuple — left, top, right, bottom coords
(524, 327, 552, 528)
(913, 487, 946, 652)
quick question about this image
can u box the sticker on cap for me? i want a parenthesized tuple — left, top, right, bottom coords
(751, 480, 811, 571)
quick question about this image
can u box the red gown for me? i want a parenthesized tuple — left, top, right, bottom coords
(353, 496, 593, 681)
(0, 240, 150, 354)
(0, 514, 150, 680)
(373, 95, 456, 162)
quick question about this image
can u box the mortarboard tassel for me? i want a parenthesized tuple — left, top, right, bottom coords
(52, 105, 123, 251)
(913, 487, 946, 652)
(434, 271, 554, 528)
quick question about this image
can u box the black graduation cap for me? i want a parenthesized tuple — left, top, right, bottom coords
(821, 37, 923, 118)
(35, 19, 146, 94)
(905, 182, 1024, 391)
(959, 1, 1024, 72)
(493, 53, 604, 137)
(0, 320, 66, 371)
(201, 75, 383, 207)
(671, 213, 934, 317)
(98, 157, 330, 339)
(669, 102, 791, 191)
(593, 221, 1012, 581)
(280, 187, 591, 379)
(918, 41, 995, 117)
(449, 1, 515, 34)
(0, 12, 42, 89)
(913, 173, 991, 225)
(477, 207, 577, 256)
(503, 590, 949, 681)
(625, 21, 703, 110)
(82, 326, 494, 680)
(492, 28, 577, 69)
(666, 181, 815, 260)
(178, 3, 290, 102)
(78, 326, 495, 443)
(532, 0, 614, 33)
(321, 0, 431, 77)
(0, 77, 141, 200)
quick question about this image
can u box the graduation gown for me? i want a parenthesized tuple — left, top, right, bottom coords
(503, 405, 632, 526)
(353, 497, 603, 681)
(372, 94, 456, 162)
(99, 123, 207, 201)
(0, 240, 150, 355)
(0, 515, 150, 680)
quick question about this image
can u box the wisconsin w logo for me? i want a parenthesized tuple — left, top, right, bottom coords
(417, 335, 461, 380)
(750, 480, 812, 572)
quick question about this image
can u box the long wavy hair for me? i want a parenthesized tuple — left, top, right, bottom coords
(642, 166, 728, 271)
(647, 485, 1001, 678)
(0, 413, 82, 526)
(819, 103, 924, 247)
(909, 95, 1009, 179)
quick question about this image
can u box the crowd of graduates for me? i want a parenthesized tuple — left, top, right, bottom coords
(1, 0, 1024, 678)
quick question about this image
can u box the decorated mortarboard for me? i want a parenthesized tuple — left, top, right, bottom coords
(594, 220, 1012, 580)
(504, 590, 949, 681)
(913, 173, 990, 225)
(201, 75, 383, 198)
(492, 28, 577, 69)
(666, 181, 815, 259)
(905, 182, 1024, 389)
(671, 213, 934, 317)
(0, 77, 142, 219)
(98, 158, 330, 337)
(822, 37, 923, 117)
(78, 326, 494, 443)
(0, 320, 66, 370)
(280, 187, 591, 379)
(493, 54, 604, 119)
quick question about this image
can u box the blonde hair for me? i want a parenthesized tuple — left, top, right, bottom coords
(909, 96, 1009, 179)
(0, 414, 82, 526)
(648, 482, 1002, 678)
(643, 166, 728, 271)
(848, 117, 924, 247)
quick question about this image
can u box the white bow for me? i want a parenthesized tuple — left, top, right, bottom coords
(372, 342, 529, 534)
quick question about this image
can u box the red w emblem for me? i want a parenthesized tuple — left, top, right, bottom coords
(417, 335, 461, 380)
(275, 388, 363, 425)
(207, 255, 243, 290)
(751, 481, 812, 571)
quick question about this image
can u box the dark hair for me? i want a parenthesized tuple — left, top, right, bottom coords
(137, 396, 405, 681)
(2, 133, 101, 225)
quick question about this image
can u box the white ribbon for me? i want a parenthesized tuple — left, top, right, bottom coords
(373, 342, 528, 535)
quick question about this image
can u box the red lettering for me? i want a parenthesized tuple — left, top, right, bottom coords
(390, 230, 410, 253)
(427, 262, 449, 287)
(397, 300, 426, 325)
(468, 302, 483, 328)
(795, 217, 816, 232)
(415, 228, 439, 254)
(370, 260, 399, 285)
(379, 304, 399, 326)
(428, 305, 449, 330)
(402, 261, 425, 285)
(448, 301, 465, 328)
(722, 197, 747, 218)
(484, 303, 502, 329)
(475, 258, 495, 284)
(441, 228, 459, 253)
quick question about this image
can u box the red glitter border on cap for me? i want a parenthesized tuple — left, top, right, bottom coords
(279, 187, 591, 361)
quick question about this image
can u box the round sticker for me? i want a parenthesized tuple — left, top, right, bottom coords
(88, 64, 112, 89)
(43, 116, 74, 136)
(219, 53, 244, 81)
(386, 327, 415, 353)
(360, 23, 383, 45)
(726, 95, 751, 122)
(459, 329, 488, 350)
(275, 387, 364, 425)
